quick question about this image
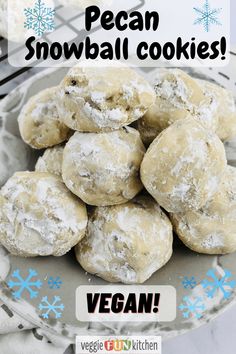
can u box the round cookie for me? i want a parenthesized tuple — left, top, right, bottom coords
(140, 117, 227, 213)
(62, 127, 146, 206)
(170, 166, 236, 255)
(197, 79, 236, 141)
(137, 69, 218, 145)
(57, 65, 155, 132)
(18, 87, 70, 149)
(35, 145, 64, 177)
(75, 195, 173, 284)
(0, 172, 88, 257)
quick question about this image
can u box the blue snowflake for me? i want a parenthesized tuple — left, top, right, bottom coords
(182, 276, 197, 289)
(39, 296, 64, 319)
(193, 0, 222, 32)
(7, 269, 42, 300)
(48, 276, 62, 289)
(24, 0, 55, 37)
(179, 296, 205, 319)
(202, 269, 236, 300)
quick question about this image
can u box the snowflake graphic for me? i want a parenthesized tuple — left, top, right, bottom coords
(24, 0, 55, 37)
(193, 0, 222, 32)
(202, 269, 236, 300)
(39, 296, 64, 319)
(48, 276, 62, 289)
(7, 269, 42, 300)
(179, 296, 205, 319)
(182, 276, 197, 289)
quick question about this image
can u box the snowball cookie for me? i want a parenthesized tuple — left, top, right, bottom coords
(35, 145, 64, 177)
(0, 172, 88, 257)
(62, 127, 146, 206)
(197, 79, 236, 141)
(57, 65, 155, 132)
(18, 87, 70, 149)
(140, 117, 227, 213)
(171, 166, 236, 254)
(137, 69, 218, 145)
(75, 195, 173, 284)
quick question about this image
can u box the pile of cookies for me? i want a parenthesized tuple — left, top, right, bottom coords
(0, 66, 236, 285)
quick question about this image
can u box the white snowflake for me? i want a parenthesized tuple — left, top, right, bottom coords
(193, 0, 222, 32)
(179, 296, 205, 319)
(39, 296, 64, 319)
(24, 0, 55, 37)
(202, 269, 236, 299)
(7, 269, 42, 300)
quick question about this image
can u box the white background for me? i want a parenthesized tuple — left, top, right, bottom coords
(8, 0, 231, 67)
(76, 286, 176, 322)
(231, 0, 236, 44)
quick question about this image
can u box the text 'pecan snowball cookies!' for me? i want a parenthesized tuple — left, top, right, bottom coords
(18, 87, 70, 149)
(137, 69, 218, 145)
(75, 196, 173, 284)
(197, 79, 236, 141)
(0, 172, 87, 257)
(35, 145, 64, 177)
(62, 128, 146, 206)
(141, 117, 227, 213)
(171, 166, 236, 255)
(57, 65, 155, 132)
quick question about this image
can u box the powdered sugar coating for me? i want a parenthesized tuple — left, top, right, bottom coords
(140, 117, 227, 213)
(0, 172, 88, 257)
(57, 65, 155, 132)
(75, 195, 173, 284)
(171, 166, 236, 254)
(35, 145, 64, 177)
(137, 69, 218, 145)
(18, 87, 70, 149)
(197, 79, 236, 141)
(62, 127, 146, 206)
